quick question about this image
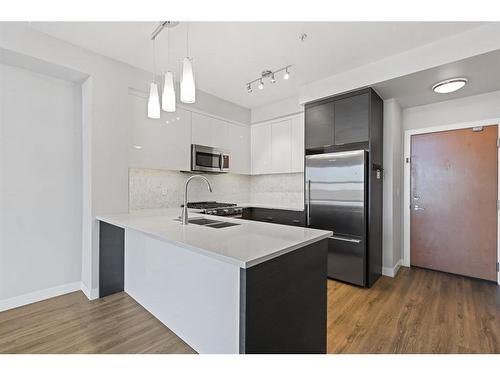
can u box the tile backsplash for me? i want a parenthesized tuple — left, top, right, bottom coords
(249, 173, 304, 209)
(129, 168, 304, 211)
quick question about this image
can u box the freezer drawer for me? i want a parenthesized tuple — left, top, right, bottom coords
(327, 235, 365, 286)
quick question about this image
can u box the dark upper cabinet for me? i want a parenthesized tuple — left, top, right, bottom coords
(333, 92, 369, 145)
(305, 89, 380, 152)
(305, 101, 334, 149)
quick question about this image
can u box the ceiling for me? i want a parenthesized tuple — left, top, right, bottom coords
(29, 21, 487, 109)
(374, 49, 500, 108)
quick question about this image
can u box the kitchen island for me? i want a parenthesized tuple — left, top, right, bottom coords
(96, 208, 331, 354)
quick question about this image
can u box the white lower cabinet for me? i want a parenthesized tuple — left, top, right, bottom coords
(129, 94, 191, 171)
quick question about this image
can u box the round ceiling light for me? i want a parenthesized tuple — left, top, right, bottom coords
(432, 78, 468, 94)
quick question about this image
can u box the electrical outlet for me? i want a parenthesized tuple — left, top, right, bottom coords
(161, 187, 168, 196)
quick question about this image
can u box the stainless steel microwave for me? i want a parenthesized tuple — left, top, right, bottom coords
(191, 144, 230, 173)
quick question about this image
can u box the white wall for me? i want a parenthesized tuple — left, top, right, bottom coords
(403, 89, 500, 131)
(0, 22, 251, 302)
(0, 64, 82, 306)
(251, 96, 303, 124)
(382, 99, 403, 276)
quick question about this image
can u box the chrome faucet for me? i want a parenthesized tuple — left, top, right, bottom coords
(182, 175, 213, 225)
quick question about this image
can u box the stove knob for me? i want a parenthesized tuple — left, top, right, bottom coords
(223, 209, 229, 215)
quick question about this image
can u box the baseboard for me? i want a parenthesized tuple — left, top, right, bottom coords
(80, 282, 99, 300)
(0, 281, 81, 312)
(382, 259, 402, 278)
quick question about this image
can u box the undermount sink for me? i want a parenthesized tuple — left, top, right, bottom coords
(175, 217, 241, 229)
(188, 218, 220, 225)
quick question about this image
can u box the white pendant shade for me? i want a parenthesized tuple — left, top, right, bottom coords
(180, 57, 196, 104)
(162, 71, 176, 112)
(147, 81, 160, 119)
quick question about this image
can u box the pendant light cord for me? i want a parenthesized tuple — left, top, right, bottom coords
(186, 22, 190, 57)
(152, 38, 156, 81)
(167, 27, 170, 69)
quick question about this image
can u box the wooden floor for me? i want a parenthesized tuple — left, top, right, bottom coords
(328, 267, 500, 353)
(0, 291, 195, 354)
(0, 267, 498, 354)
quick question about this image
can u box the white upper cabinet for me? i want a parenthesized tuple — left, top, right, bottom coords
(192, 111, 249, 174)
(291, 113, 305, 173)
(191, 112, 229, 150)
(227, 124, 250, 174)
(251, 113, 304, 175)
(191, 112, 213, 147)
(271, 120, 292, 174)
(129, 94, 191, 171)
(251, 124, 272, 175)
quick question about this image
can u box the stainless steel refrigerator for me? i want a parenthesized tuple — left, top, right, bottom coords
(305, 150, 368, 286)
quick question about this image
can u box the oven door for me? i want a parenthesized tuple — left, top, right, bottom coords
(191, 144, 228, 173)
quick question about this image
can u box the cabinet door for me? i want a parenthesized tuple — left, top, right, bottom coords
(271, 120, 292, 174)
(334, 93, 369, 145)
(210, 117, 229, 150)
(251, 124, 272, 175)
(163, 108, 192, 171)
(291, 114, 305, 173)
(227, 123, 250, 174)
(191, 112, 213, 147)
(305, 102, 334, 149)
(129, 93, 191, 171)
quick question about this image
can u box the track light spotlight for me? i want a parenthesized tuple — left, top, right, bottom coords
(283, 68, 290, 80)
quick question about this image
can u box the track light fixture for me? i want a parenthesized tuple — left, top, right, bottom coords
(246, 65, 292, 93)
(283, 67, 290, 80)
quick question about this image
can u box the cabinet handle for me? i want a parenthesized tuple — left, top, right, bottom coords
(306, 180, 311, 225)
(266, 216, 274, 221)
(329, 235, 362, 244)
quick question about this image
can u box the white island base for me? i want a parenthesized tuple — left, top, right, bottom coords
(125, 229, 240, 354)
(97, 210, 331, 354)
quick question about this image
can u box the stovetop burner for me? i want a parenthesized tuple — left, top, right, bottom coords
(186, 201, 237, 209)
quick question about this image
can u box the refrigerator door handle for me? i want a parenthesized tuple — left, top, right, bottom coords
(306, 179, 311, 226)
(329, 235, 362, 244)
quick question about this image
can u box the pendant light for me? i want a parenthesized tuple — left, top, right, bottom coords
(162, 27, 176, 112)
(147, 39, 160, 119)
(180, 22, 196, 104)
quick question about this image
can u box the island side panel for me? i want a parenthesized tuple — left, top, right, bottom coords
(124, 229, 241, 354)
(99, 221, 125, 297)
(240, 239, 328, 354)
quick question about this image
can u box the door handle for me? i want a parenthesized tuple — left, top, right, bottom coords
(329, 235, 362, 244)
(219, 153, 223, 171)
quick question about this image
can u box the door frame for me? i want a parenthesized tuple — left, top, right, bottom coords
(403, 118, 500, 285)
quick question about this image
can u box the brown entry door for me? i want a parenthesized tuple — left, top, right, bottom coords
(411, 125, 498, 282)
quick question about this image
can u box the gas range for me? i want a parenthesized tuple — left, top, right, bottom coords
(186, 201, 243, 217)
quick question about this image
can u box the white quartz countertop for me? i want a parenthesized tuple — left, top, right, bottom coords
(96, 208, 331, 268)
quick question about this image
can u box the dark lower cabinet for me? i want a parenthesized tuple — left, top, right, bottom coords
(99, 221, 125, 298)
(240, 239, 327, 353)
(241, 207, 305, 227)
